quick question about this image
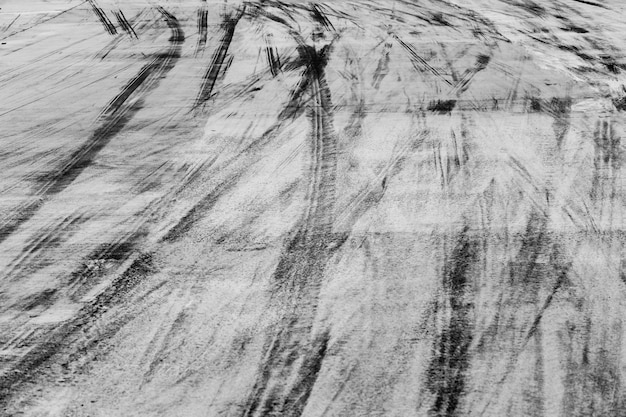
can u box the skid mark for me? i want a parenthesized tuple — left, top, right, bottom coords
(0, 7, 184, 246)
(195, 0, 209, 56)
(242, 36, 344, 417)
(113, 9, 138, 39)
(194, 6, 246, 109)
(88, 0, 117, 35)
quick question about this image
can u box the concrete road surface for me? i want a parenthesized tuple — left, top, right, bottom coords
(1, 0, 626, 415)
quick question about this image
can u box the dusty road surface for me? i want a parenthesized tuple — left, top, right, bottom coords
(1, 0, 626, 415)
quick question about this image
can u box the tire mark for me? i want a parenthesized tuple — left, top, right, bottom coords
(427, 225, 478, 417)
(242, 39, 343, 417)
(440, 43, 461, 83)
(372, 40, 392, 89)
(1, 213, 85, 282)
(334, 126, 428, 232)
(277, 72, 311, 121)
(96, 8, 152, 60)
(591, 119, 621, 202)
(161, 174, 240, 242)
(475, 212, 571, 415)
(18, 289, 58, 312)
(433, 119, 470, 188)
(0, 252, 155, 406)
(562, 316, 624, 415)
(550, 97, 572, 147)
(113, 9, 138, 39)
(2, 14, 21, 33)
(0, 8, 184, 246)
(88, 0, 117, 35)
(196, 1, 209, 55)
(264, 33, 282, 77)
(392, 33, 453, 87)
(161, 109, 304, 243)
(310, 4, 335, 31)
(0, 60, 138, 121)
(524, 95, 573, 147)
(571, 0, 608, 9)
(194, 6, 246, 109)
(341, 49, 366, 139)
(65, 232, 144, 302)
(448, 54, 491, 97)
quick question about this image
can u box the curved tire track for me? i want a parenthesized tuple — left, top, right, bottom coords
(242, 40, 344, 417)
(0, 8, 185, 246)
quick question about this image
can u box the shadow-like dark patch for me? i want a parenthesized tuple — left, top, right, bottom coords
(19, 289, 58, 311)
(529, 97, 542, 112)
(428, 100, 456, 114)
(614, 96, 626, 111)
(431, 12, 452, 27)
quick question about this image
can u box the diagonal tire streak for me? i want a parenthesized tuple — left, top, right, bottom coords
(0, 8, 185, 246)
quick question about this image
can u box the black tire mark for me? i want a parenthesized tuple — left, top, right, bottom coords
(310, 4, 335, 31)
(524, 95, 573, 146)
(334, 127, 428, 233)
(341, 50, 366, 139)
(426, 226, 477, 417)
(392, 33, 453, 86)
(277, 73, 311, 121)
(65, 233, 144, 302)
(505, 0, 546, 17)
(571, 0, 608, 9)
(2, 14, 21, 34)
(88, 0, 117, 35)
(0, 251, 155, 407)
(194, 6, 246, 109)
(160, 53, 322, 242)
(562, 316, 624, 415)
(372, 40, 392, 89)
(242, 40, 344, 417)
(161, 174, 240, 242)
(448, 54, 490, 97)
(18, 289, 58, 312)
(440, 43, 461, 83)
(428, 99, 457, 114)
(96, 9, 152, 60)
(2, 213, 85, 282)
(113, 9, 138, 39)
(243, 2, 295, 29)
(195, 1, 209, 56)
(432, 118, 470, 188)
(475, 212, 571, 415)
(550, 97, 572, 147)
(264, 33, 282, 77)
(0, 8, 184, 246)
(591, 119, 621, 202)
